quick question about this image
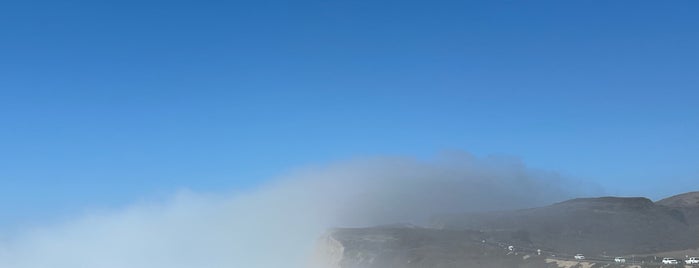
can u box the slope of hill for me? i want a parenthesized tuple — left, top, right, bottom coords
(657, 191, 699, 208)
(312, 227, 558, 268)
(432, 196, 698, 255)
(314, 192, 699, 268)
(656, 191, 699, 236)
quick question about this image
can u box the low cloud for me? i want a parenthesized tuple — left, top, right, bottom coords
(0, 152, 600, 268)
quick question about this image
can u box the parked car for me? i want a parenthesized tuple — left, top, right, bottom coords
(686, 257, 699, 264)
(614, 257, 626, 263)
(574, 254, 585, 260)
(662, 258, 679, 264)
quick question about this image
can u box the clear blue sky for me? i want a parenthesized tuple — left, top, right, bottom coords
(1, 1, 698, 227)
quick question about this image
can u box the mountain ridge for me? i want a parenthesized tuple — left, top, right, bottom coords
(315, 191, 699, 268)
(657, 191, 699, 208)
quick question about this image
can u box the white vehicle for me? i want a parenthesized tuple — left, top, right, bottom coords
(614, 257, 626, 263)
(574, 254, 585, 260)
(686, 257, 699, 264)
(662, 258, 679, 264)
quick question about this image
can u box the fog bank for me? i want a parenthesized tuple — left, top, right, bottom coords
(0, 153, 600, 268)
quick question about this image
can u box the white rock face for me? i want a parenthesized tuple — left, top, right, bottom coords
(310, 232, 345, 268)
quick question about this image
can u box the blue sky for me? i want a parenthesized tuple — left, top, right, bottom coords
(1, 1, 698, 227)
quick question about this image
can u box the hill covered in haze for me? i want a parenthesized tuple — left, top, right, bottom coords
(315, 191, 699, 268)
(432, 196, 698, 255)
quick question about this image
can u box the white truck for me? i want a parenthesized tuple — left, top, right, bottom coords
(614, 257, 626, 263)
(662, 258, 679, 264)
(686, 257, 699, 264)
(574, 254, 585, 260)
